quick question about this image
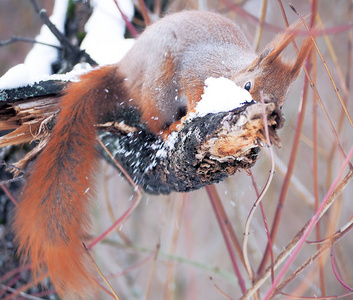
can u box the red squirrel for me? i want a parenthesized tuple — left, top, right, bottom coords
(13, 10, 312, 298)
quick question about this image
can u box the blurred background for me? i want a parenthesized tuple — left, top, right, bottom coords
(0, 0, 54, 76)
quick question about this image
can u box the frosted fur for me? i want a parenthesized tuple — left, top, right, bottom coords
(119, 11, 258, 130)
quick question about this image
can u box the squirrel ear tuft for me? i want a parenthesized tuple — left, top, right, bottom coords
(290, 36, 313, 80)
(248, 18, 306, 72)
(249, 17, 313, 81)
(258, 17, 310, 66)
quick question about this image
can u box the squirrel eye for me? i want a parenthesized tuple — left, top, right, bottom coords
(244, 81, 252, 91)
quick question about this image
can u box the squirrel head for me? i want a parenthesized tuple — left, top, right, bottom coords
(232, 20, 313, 108)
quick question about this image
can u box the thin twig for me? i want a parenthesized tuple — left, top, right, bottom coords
(280, 291, 353, 299)
(3, 272, 49, 300)
(0, 176, 23, 185)
(113, 0, 138, 38)
(330, 247, 353, 291)
(324, 4, 352, 187)
(28, 0, 96, 65)
(0, 161, 25, 175)
(253, 0, 268, 52)
(97, 137, 141, 192)
(271, 219, 353, 298)
(0, 284, 46, 300)
(263, 144, 353, 299)
(243, 91, 275, 280)
(204, 184, 246, 267)
(153, 0, 162, 16)
(250, 171, 274, 283)
(103, 163, 131, 245)
(311, 30, 327, 299)
(206, 185, 246, 294)
(137, 0, 151, 25)
(0, 183, 19, 206)
(88, 184, 141, 248)
(0, 265, 31, 283)
(0, 36, 62, 49)
(83, 243, 120, 300)
(241, 167, 353, 299)
(106, 252, 154, 279)
(221, 0, 353, 35)
(209, 277, 233, 300)
(290, 4, 353, 128)
(88, 138, 142, 248)
(183, 194, 198, 300)
(145, 243, 161, 300)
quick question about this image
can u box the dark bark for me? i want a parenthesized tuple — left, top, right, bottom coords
(1, 78, 283, 194)
(0, 80, 66, 103)
(100, 100, 281, 194)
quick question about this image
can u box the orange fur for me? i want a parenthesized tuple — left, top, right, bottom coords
(13, 67, 120, 298)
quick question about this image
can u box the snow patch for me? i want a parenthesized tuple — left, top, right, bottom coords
(194, 77, 253, 118)
(81, 0, 135, 65)
(24, 0, 69, 80)
(165, 131, 178, 150)
(0, 64, 32, 89)
(47, 63, 93, 82)
(0, 62, 92, 90)
(0, 0, 69, 88)
(0, 0, 134, 89)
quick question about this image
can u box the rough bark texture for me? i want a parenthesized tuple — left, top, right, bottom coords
(100, 100, 281, 194)
(0, 80, 66, 102)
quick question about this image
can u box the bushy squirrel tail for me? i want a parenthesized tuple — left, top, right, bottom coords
(13, 66, 118, 298)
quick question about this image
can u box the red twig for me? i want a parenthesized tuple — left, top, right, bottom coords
(206, 185, 246, 293)
(90, 138, 143, 248)
(88, 192, 141, 249)
(330, 247, 353, 291)
(137, 0, 151, 26)
(113, 0, 138, 38)
(209, 277, 233, 300)
(220, 0, 353, 35)
(264, 143, 353, 299)
(107, 252, 154, 279)
(257, 21, 312, 277)
(0, 183, 18, 206)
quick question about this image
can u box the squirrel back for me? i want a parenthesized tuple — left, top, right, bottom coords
(119, 11, 258, 133)
(120, 11, 312, 134)
(13, 11, 312, 298)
